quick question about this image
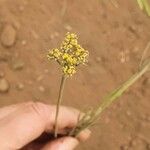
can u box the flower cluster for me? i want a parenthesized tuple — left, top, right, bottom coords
(47, 32, 89, 76)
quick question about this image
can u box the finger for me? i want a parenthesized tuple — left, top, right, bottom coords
(0, 102, 29, 120)
(41, 137, 79, 150)
(76, 129, 91, 142)
(0, 102, 81, 149)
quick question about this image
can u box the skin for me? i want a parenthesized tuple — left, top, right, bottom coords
(0, 102, 91, 150)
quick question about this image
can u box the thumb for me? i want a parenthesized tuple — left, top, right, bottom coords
(42, 137, 79, 150)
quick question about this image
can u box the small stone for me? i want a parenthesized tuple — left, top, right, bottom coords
(31, 30, 39, 39)
(64, 24, 72, 31)
(38, 86, 45, 92)
(21, 40, 27, 45)
(54, 32, 59, 37)
(11, 60, 25, 70)
(16, 83, 24, 91)
(126, 110, 131, 116)
(0, 78, 10, 93)
(36, 75, 44, 81)
(19, 6, 24, 11)
(96, 57, 102, 63)
(120, 57, 126, 63)
(0, 24, 16, 47)
(50, 32, 59, 39)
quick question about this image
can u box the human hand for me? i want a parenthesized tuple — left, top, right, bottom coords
(0, 102, 90, 150)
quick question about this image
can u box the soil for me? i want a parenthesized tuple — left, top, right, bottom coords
(0, 0, 150, 150)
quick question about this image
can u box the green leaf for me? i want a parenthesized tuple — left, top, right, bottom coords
(137, 0, 144, 9)
(144, 0, 150, 16)
(137, 0, 150, 16)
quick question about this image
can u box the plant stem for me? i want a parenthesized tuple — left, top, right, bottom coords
(71, 59, 150, 137)
(54, 75, 66, 138)
(95, 59, 150, 116)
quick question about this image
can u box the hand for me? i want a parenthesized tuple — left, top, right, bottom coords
(0, 102, 90, 150)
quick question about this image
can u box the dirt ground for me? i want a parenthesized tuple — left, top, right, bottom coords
(0, 0, 150, 149)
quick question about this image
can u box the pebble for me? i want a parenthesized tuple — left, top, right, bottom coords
(0, 24, 16, 47)
(31, 30, 39, 39)
(19, 6, 24, 12)
(96, 57, 102, 63)
(36, 75, 44, 81)
(11, 59, 25, 70)
(38, 86, 45, 92)
(16, 83, 24, 91)
(50, 32, 59, 40)
(0, 78, 10, 93)
(126, 110, 131, 116)
(64, 24, 72, 31)
(21, 40, 27, 45)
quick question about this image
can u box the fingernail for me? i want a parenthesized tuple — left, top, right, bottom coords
(61, 137, 79, 150)
(76, 129, 91, 142)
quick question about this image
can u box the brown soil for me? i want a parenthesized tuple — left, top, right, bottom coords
(0, 0, 150, 149)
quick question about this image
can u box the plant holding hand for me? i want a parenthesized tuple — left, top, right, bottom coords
(47, 33, 89, 138)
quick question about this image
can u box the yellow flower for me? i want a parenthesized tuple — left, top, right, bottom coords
(47, 32, 89, 76)
(47, 49, 62, 61)
(63, 66, 76, 76)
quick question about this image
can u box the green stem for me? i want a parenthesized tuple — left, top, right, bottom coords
(95, 59, 150, 116)
(54, 75, 66, 138)
(72, 59, 150, 136)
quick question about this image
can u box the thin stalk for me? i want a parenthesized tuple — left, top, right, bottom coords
(71, 59, 150, 137)
(54, 75, 66, 138)
(95, 59, 150, 116)
(139, 42, 150, 68)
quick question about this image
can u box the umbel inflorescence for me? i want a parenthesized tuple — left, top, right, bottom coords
(47, 32, 89, 138)
(47, 32, 89, 77)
